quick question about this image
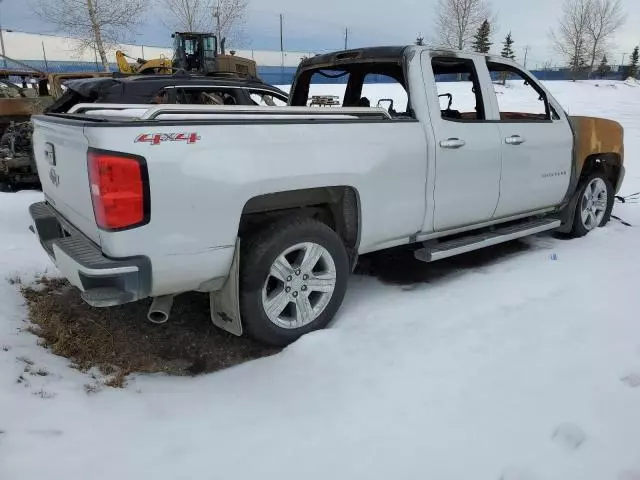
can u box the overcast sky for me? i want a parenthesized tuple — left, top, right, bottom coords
(2, 0, 640, 68)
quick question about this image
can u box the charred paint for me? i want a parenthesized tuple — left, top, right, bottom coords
(570, 115, 625, 174)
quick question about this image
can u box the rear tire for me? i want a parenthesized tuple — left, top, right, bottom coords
(239, 217, 349, 346)
(569, 172, 613, 238)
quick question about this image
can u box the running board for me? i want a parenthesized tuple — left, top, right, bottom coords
(415, 218, 561, 263)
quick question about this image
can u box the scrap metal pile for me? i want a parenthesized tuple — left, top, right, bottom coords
(0, 122, 38, 191)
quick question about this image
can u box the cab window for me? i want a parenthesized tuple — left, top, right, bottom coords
(487, 62, 552, 121)
(431, 57, 486, 122)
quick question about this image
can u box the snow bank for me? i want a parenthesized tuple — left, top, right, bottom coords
(624, 77, 640, 88)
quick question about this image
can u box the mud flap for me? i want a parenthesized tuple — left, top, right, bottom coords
(209, 239, 243, 336)
(556, 188, 581, 234)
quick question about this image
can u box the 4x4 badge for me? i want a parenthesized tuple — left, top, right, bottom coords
(134, 133, 200, 145)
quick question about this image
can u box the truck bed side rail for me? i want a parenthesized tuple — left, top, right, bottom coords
(66, 103, 392, 121)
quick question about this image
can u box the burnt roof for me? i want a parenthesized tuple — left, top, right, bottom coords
(299, 46, 409, 69)
(64, 73, 287, 97)
(109, 72, 277, 88)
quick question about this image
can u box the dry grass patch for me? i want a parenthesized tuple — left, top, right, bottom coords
(21, 278, 279, 387)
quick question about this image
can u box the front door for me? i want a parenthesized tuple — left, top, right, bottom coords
(423, 53, 503, 231)
(484, 60, 573, 217)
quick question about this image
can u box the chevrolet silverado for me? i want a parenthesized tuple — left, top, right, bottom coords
(28, 46, 625, 346)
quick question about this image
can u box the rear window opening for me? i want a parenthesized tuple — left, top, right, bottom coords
(291, 62, 414, 119)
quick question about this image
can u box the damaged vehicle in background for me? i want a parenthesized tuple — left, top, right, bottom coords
(0, 76, 52, 192)
(0, 73, 289, 191)
(0, 71, 112, 191)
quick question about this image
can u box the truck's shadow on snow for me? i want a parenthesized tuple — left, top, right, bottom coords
(355, 239, 533, 286)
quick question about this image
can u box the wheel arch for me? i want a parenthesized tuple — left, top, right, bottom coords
(557, 162, 616, 234)
(579, 152, 623, 193)
(238, 186, 362, 269)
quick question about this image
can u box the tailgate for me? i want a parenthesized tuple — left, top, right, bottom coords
(32, 117, 101, 245)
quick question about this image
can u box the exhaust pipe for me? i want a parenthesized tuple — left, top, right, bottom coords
(147, 295, 174, 324)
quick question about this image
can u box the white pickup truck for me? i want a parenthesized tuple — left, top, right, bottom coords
(28, 46, 625, 346)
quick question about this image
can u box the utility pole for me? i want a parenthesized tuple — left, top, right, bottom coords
(41, 41, 49, 72)
(214, 3, 222, 45)
(523, 45, 530, 69)
(344, 28, 348, 50)
(135, 33, 145, 60)
(280, 14, 284, 53)
(0, 0, 7, 69)
(280, 14, 284, 84)
(621, 52, 626, 66)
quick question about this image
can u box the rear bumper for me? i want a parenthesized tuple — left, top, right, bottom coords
(29, 202, 151, 307)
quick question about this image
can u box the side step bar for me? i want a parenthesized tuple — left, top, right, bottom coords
(415, 218, 561, 263)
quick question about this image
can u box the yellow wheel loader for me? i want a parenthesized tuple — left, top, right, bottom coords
(116, 32, 259, 78)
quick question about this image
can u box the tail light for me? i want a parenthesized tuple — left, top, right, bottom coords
(87, 149, 150, 231)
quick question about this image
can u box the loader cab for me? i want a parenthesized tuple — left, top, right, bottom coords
(172, 32, 218, 74)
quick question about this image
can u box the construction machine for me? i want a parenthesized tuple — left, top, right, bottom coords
(115, 51, 173, 75)
(115, 32, 258, 78)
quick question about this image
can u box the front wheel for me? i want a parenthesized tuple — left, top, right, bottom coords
(239, 218, 349, 346)
(569, 173, 613, 238)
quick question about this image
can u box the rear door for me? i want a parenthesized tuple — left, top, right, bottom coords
(32, 117, 101, 244)
(422, 52, 503, 231)
(484, 60, 573, 217)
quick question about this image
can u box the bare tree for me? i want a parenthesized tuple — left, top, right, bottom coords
(585, 0, 625, 72)
(32, 0, 148, 71)
(163, 0, 211, 32)
(212, 0, 249, 48)
(161, 0, 248, 47)
(550, 0, 592, 79)
(434, 0, 493, 50)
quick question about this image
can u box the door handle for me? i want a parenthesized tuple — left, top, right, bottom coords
(439, 138, 466, 149)
(505, 135, 526, 145)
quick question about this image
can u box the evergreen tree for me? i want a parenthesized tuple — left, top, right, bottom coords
(569, 51, 588, 80)
(501, 32, 516, 60)
(472, 20, 492, 54)
(629, 46, 640, 78)
(416, 36, 424, 46)
(597, 55, 611, 78)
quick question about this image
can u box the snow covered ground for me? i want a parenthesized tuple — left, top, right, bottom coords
(2, 80, 640, 480)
